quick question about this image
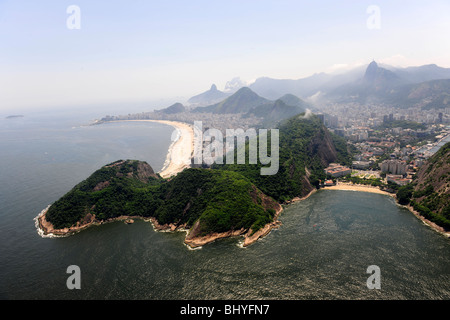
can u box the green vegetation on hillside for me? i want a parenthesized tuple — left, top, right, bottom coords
(395, 142, 450, 230)
(46, 161, 278, 235)
(213, 114, 350, 202)
(46, 160, 160, 228)
(244, 99, 305, 127)
(46, 113, 351, 239)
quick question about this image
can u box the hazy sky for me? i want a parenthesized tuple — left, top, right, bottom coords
(1, 0, 450, 112)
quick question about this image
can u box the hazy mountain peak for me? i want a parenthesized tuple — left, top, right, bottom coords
(363, 60, 399, 85)
(156, 102, 186, 114)
(364, 61, 379, 81)
(187, 84, 230, 107)
(368, 60, 378, 68)
(194, 86, 270, 114)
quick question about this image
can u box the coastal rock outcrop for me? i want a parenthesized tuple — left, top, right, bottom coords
(408, 142, 450, 231)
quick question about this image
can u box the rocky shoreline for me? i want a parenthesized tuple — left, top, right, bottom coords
(36, 181, 449, 248)
(36, 207, 151, 237)
(183, 203, 284, 248)
(36, 201, 285, 248)
(405, 204, 450, 238)
(35, 117, 287, 248)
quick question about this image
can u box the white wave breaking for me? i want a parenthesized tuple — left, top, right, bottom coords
(33, 205, 67, 238)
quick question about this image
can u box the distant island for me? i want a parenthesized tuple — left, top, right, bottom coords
(5, 115, 24, 119)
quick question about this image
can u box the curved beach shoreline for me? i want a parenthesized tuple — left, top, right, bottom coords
(115, 120, 194, 179)
(321, 182, 394, 196)
(35, 118, 281, 248)
(35, 119, 194, 237)
(322, 182, 450, 238)
(36, 120, 448, 246)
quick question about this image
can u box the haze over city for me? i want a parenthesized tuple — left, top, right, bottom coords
(1, 0, 450, 112)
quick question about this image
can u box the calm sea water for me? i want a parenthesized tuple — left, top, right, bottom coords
(1, 111, 450, 300)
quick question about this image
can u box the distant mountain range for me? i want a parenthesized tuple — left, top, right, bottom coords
(172, 61, 449, 123)
(241, 61, 450, 109)
(325, 61, 450, 108)
(190, 87, 313, 126)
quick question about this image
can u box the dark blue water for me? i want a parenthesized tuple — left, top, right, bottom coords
(1, 111, 449, 300)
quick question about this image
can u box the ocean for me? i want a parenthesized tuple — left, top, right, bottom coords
(1, 110, 450, 300)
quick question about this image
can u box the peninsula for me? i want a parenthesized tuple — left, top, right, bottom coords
(37, 160, 282, 248)
(37, 113, 450, 246)
(37, 113, 350, 247)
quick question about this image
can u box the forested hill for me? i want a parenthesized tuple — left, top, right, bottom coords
(213, 113, 351, 202)
(44, 113, 351, 242)
(397, 142, 450, 230)
(45, 161, 280, 238)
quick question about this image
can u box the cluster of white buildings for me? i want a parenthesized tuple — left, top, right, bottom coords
(380, 159, 407, 175)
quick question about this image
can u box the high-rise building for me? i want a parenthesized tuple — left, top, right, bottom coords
(380, 160, 406, 175)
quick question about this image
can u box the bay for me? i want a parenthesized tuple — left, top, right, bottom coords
(1, 111, 449, 300)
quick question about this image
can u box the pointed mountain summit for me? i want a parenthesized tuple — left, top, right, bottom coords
(193, 87, 270, 114)
(187, 84, 231, 107)
(363, 60, 399, 86)
(364, 60, 379, 82)
(212, 87, 271, 114)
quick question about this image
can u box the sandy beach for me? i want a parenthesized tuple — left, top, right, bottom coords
(114, 120, 194, 178)
(36, 119, 194, 237)
(322, 182, 450, 238)
(146, 120, 194, 179)
(322, 182, 394, 196)
(37, 119, 448, 243)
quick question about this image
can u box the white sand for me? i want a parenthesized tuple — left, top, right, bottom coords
(322, 182, 393, 196)
(121, 120, 194, 178)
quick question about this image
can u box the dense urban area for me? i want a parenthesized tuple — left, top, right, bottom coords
(98, 100, 449, 191)
(320, 103, 449, 189)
